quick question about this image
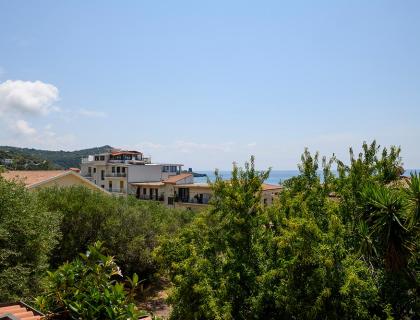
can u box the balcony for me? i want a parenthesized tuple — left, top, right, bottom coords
(138, 194, 164, 202)
(107, 188, 127, 194)
(174, 197, 210, 205)
(106, 172, 127, 178)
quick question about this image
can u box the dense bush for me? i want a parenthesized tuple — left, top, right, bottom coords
(157, 142, 420, 319)
(35, 241, 147, 319)
(36, 186, 195, 278)
(0, 176, 61, 301)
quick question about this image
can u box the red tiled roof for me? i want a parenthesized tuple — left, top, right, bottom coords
(0, 170, 66, 187)
(0, 303, 43, 319)
(111, 150, 142, 156)
(163, 173, 193, 184)
(262, 183, 283, 191)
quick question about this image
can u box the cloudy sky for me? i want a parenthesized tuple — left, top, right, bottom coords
(0, 1, 419, 170)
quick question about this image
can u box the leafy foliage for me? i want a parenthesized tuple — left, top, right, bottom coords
(0, 176, 61, 301)
(157, 141, 420, 319)
(35, 241, 147, 319)
(36, 186, 195, 278)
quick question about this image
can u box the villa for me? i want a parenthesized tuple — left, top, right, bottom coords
(80, 149, 282, 209)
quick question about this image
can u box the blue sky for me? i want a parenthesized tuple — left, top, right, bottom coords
(0, 0, 419, 170)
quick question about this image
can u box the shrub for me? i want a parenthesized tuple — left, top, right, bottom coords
(0, 176, 61, 301)
(35, 241, 147, 319)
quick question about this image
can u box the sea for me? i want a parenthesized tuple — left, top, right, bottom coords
(193, 169, 420, 185)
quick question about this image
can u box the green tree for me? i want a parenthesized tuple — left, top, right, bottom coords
(37, 185, 195, 278)
(0, 176, 61, 301)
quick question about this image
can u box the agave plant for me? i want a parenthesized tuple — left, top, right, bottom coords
(360, 184, 412, 272)
(405, 172, 420, 229)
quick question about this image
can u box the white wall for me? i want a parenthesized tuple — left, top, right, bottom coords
(127, 165, 163, 183)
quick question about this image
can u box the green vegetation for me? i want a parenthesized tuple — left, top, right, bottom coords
(157, 142, 420, 319)
(1, 140, 419, 319)
(35, 242, 147, 319)
(0, 176, 61, 301)
(0, 145, 112, 169)
(36, 185, 195, 278)
(0, 148, 54, 170)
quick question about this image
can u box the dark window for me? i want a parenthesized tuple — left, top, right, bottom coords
(101, 185, 105, 188)
(109, 181, 112, 190)
(168, 197, 174, 205)
(100, 156, 105, 161)
(122, 167, 126, 173)
(117, 167, 121, 173)
(178, 188, 189, 202)
(112, 167, 115, 173)
(94, 156, 99, 161)
(143, 188, 147, 195)
(93, 168, 96, 173)
(101, 170, 105, 180)
(170, 166, 177, 172)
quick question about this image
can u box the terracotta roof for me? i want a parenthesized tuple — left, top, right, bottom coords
(173, 183, 211, 189)
(0, 170, 110, 194)
(1, 170, 66, 187)
(131, 181, 165, 187)
(262, 183, 283, 191)
(0, 302, 43, 319)
(111, 150, 142, 156)
(163, 173, 193, 184)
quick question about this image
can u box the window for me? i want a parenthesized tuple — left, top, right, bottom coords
(122, 167, 126, 173)
(101, 185, 105, 189)
(117, 167, 121, 173)
(100, 156, 105, 161)
(101, 170, 105, 180)
(112, 166, 115, 173)
(168, 197, 174, 205)
(88, 167, 91, 174)
(163, 166, 169, 172)
(178, 188, 189, 202)
(94, 156, 99, 161)
(93, 168, 96, 173)
(143, 188, 147, 195)
(108, 181, 112, 190)
(170, 166, 177, 172)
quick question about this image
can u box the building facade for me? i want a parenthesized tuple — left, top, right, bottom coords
(80, 149, 282, 210)
(80, 150, 182, 195)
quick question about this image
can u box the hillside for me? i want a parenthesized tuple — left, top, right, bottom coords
(0, 145, 112, 169)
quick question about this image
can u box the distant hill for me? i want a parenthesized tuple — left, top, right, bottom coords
(0, 145, 112, 170)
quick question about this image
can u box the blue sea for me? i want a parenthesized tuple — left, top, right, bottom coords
(194, 169, 420, 185)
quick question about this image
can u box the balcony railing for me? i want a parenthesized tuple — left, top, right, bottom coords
(138, 195, 164, 201)
(174, 197, 210, 205)
(106, 172, 127, 177)
(107, 188, 127, 194)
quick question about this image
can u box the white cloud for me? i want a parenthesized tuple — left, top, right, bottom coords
(0, 80, 59, 115)
(78, 108, 107, 118)
(14, 119, 37, 136)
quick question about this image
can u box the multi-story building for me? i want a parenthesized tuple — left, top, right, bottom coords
(80, 150, 183, 195)
(80, 149, 282, 210)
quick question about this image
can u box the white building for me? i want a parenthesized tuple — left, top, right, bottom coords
(80, 149, 282, 210)
(80, 150, 182, 195)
